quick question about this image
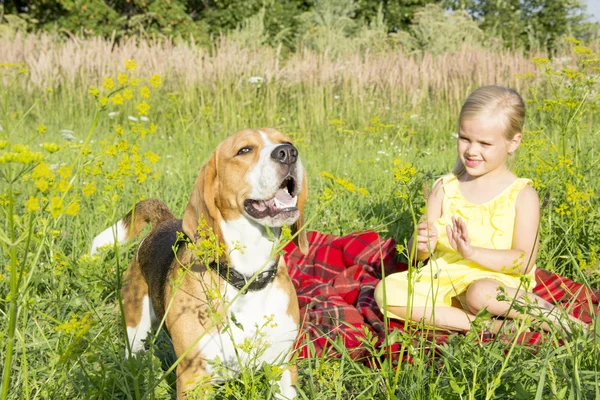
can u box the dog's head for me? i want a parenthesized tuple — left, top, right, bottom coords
(182, 128, 308, 253)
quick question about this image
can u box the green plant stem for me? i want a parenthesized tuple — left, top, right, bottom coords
(1, 172, 18, 400)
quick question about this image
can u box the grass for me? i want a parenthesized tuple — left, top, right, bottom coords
(0, 33, 599, 399)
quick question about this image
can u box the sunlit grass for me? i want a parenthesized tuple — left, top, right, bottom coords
(0, 35, 599, 399)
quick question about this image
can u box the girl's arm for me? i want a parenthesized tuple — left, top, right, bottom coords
(408, 179, 444, 261)
(448, 185, 540, 274)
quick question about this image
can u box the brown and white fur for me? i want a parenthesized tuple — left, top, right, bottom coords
(90, 129, 308, 399)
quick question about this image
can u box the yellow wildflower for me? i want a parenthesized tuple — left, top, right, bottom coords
(57, 165, 72, 179)
(111, 93, 124, 105)
(82, 182, 97, 197)
(32, 163, 53, 180)
(41, 143, 60, 153)
(320, 187, 334, 201)
(335, 177, 357, 192)
(124, 59, 138, 71)
(393, 161, 416, 183)
(57, 180, 72, 193)
(129, 77, 140, 87)
(88, 86, 99, 98)
(140, 86, 151, 99)
(117, 140, 129, 153)
(144, 151, 160, 163)
(50, 197, 64, 218)
(117, 72, 128, 85)
(136, 101, 150, 116)
(66, 201, 80, 216)
(532, 57, 549, 65)
(0, 148, 44, 165)
(115, 124, 124, 136)
(123, 88, 134, 100)
(55, 313, 93, 338)
(24, 196, 40, 212)
(12, 144, 27, 153)
(103, 77, 115, 90)
(149, 74, 162, 88)
(105, 145, 117, 157)
(37, 124, 47, 135)
(35, 178, 50, 192)
(574, 46, 593, 56)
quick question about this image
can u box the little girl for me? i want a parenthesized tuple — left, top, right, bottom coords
(375, 85, 577, 333)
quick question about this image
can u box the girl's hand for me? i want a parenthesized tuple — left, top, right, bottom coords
(446, 216, 474, 259)
(415, 221, 438, 253)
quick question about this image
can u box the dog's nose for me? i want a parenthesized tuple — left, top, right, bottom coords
(271, 144, 298, 165)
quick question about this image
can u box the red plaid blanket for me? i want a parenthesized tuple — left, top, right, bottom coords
(284, 231, 600, 359)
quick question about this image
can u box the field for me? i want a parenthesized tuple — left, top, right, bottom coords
(1, 32, 600, 399)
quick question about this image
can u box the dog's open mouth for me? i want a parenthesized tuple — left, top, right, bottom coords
(244, 177, 298, 219)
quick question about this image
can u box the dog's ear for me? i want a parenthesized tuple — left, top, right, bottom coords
(182, 153, 222, 243)
(292, 172, 308, 254)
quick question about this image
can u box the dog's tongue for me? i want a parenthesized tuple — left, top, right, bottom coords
(274, 188, 295, 207)
(249, 190, 297, 216)
(252, 201, 267, 211)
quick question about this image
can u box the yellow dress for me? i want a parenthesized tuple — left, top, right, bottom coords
(375, 174, 536, 317)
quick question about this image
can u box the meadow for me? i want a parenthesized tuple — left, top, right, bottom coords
(1, 32, 599, 399)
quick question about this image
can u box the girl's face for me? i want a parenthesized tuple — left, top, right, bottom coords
(458, 116, 521, 179)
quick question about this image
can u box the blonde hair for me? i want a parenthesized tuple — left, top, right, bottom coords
(452, 85, 526, 177)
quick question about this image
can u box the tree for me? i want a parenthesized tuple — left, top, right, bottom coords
(446, 0, 593, 51)
(354, 0, 439, 32)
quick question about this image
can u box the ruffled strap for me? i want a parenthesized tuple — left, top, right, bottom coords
(441, 173, 459, 198)
(505, 178, 533, 202)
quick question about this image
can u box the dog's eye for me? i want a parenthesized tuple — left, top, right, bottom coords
(236, 147, 252, 156)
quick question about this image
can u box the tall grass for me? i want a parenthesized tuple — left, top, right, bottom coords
(2, 32, 537, 100)
(0, 32, 599, 399)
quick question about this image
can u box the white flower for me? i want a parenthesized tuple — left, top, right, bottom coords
(140, 116, 149, 122)
(61, 131, 76, 141)
(451, 132, 459, 138)
(410, 114, 419, 119)
(248, 76, 264, 84)
(334, 95, 340, 100)
(128, 116, 138, 122)
(108, 112, 120, 118)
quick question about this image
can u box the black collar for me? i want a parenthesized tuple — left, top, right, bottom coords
(209, 257, 279, 293)
(176, 230, 278, 293)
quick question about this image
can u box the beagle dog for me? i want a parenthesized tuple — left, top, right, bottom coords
(90, 128, 308, 399)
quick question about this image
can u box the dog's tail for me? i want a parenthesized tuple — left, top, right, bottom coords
(90, 198, 176, 255)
